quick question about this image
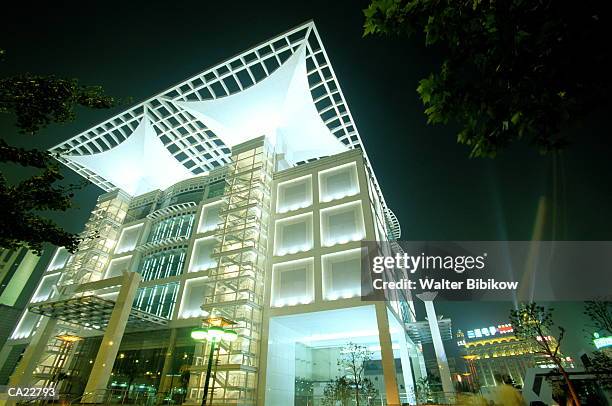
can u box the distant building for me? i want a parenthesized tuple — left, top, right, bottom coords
(0, 247, 42, 383)
(457, 324, 575, 389)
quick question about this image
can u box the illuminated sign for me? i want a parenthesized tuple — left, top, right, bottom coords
(593, 336, 612, 349)
(466, 324, 514, 340)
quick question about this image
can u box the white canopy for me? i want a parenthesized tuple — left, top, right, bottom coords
(175, 44, 347, 163)
(64, 116, 193, 195)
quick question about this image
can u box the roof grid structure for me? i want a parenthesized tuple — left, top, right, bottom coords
(50, 21, 391, 219)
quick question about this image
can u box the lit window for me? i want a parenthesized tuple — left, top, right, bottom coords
(11, 311, 41, 340)
(149, 213, 194, 242)
(31, 274, 61, 303)
(319, 162, 359, 203)
(197, 202, 223, 233)
(188, 238, 217, 272)
(274, 213, 313, 256)
(271, 258, 314, 307)
(179, 277, 211, 319)
(47, 248, 71, 271)
(105, 256, 132, 279)
(322, 248, 362, 300)
(139, 249, 186, 281)
(133, 282, 179, 319)
(276, 175, 313, 213)
(115, 224, 143, 254)
(320, 201, 365, 247)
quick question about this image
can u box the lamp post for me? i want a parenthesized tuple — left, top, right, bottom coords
(48, 334, 82, 396)
(191, 318, 238, 406)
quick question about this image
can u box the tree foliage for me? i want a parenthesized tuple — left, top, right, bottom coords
(509, 303, 581, 405)
(363, 0, 611, 157)
(586, 351, 612, 391)
(322, 376, 353, 406)
(0, 50, 117, 253)
(338, 342, 373, 406)
(584, 299, 612, 336)
(322, 342, 378, 406)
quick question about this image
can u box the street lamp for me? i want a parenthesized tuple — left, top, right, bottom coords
(50, 334, 83, 389)
(191, 317, 238, 406)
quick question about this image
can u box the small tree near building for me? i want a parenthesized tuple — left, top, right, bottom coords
(338, 342, 373, 406)
(510, 303, 581, 406)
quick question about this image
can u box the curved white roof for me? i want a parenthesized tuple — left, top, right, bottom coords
(64, 116, 193, 195)
(50, 21, 391, 218)
(175, 44, 347, 163)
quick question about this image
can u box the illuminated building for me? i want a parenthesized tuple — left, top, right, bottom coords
(0, 248, 41, 383)
(457, 324, 574, 389)
(0, 22, 443, 405)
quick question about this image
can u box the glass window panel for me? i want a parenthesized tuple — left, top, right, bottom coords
(198, 202, 223, 233)
(189, 238, 217, 272)
(179, 277, 211, 318)
(274, 214, 313, 255)
(115, 224, 143, 254)
(48, 248, 70, 271)
(271, 258, 314, 307)
(322, 248, 362, 300)
(31, 274, 61, 303)
(320, 201, 365, 247)
(139, 249, 186, 281)
(11, 311, 41, 340)
(133, 282, 178, 319)
(319, 162, 359, 203)
(105, 256, 132, 279)
(277, 176, 312, 213)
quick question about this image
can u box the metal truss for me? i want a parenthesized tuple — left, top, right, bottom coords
(49, 21, 391, 218)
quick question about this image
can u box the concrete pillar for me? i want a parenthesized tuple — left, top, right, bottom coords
(82, 271, 141, 403)
(375, 302, 400, 406)
(416, 292, 454, 398)
(8, 316, 58, 387)
(158, 329, 177, 393)
(397, 330, 416, 405)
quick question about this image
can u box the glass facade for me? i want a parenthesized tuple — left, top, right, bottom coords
(133, 282, 179, 319)
(139, 249, 187, 281)
(148, 213, 194, 243)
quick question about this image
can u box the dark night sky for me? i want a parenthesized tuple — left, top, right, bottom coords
(2, 1, 611, 358)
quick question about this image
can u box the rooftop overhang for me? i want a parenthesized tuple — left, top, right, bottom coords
(28, 295, 168, 330)
(50, 21, 395, 230)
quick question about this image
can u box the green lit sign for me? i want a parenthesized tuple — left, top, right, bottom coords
(593, 335, 612, 349)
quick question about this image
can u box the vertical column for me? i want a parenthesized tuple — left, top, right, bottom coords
(82, 271, 141, 403)
(312, 174, 323, 303)
(397, 330, 417, 405)
(8, 317, 58, 387)
(158, 329, 178, 393)
(375, 302, 401, 406)
(416, 292, 454, 398)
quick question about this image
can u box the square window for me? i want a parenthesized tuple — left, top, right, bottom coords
(276, 175, 312, 213)
(105, 256, 132, 279)
(320, 201, 365, 247)
(322, 248, 363, 300)
(31, 274, 61, 303)
(115, 224, 143, 254)
(274, 213, 313, 255)
(319, 162, 359, 202)
(189, 237, 217, 272)
(271, 258, 314, 307)
(47, 248, 71, 271)
(179, 277, 212, 319)
(197, 201, 223, 233)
